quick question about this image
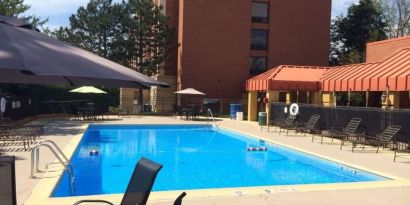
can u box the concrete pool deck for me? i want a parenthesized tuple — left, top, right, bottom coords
(2, 116, 410, 205)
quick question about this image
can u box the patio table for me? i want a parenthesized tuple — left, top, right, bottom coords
(78, 107, 96, 120)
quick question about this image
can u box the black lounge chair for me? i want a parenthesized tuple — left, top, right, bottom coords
(292, 114, 321, 137)
(74, 157, 186, 205)
(394, 140, 410, 162)
(267, 115, 290, 132)
(277, 115, 297, 135)
(317, 117, 361, 149)
(351, 125, 401, 153)
(0, 156, 17, 205)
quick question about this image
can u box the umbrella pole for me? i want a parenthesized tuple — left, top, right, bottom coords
(366, 90, 369, 107)
(138, 88, 143, 113)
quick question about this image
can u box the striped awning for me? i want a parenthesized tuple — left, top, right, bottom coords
(246, 65, 327, 91)
(322, 48, 410, 92)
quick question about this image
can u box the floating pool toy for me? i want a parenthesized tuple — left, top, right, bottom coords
(89, 149, 99, 156)
(247, 147, 267, 151)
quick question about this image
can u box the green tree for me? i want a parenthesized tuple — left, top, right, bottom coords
(126, 0, 175, 76)
(0, 0, 48, 29)
(54, 0, 126, 61)
(54, 0, 175, 76)
(0, 0, 29, 16)
(378, 0, 410, 37)
(330, 0, 388, 65)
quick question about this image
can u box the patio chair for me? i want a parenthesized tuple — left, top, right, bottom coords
(73, 157, 186, 205)
(277, 116, 297, 135)
(292, 114, 321, 137)
(316, 118, 361, 149)
(393, 140, 410, 162)
(0, 156, 17, 205)
(1, 125, 42, 150)
(350, 125, 401, 153)
(267, 115, 291, 132)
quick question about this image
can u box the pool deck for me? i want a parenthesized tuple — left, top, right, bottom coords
(2, 116, 410, 205)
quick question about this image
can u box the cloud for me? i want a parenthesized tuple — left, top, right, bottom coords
(332, 0, 360, 18)
(23, 0, 89, 29)
(23, 0, 360, 29)
(23, 0, 121, 29)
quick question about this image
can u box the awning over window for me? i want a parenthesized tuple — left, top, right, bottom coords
(246, 65, 327, 91)
(322, 48, 410, 92)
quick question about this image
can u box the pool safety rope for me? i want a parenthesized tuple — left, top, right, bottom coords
(247, 147, 267, 151)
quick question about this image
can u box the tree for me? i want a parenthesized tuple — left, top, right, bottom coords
(0, 0, 48, 29)
(330, 0, 388, 65)
(127, 0, 175, 76)
(378, 0, 410, 37)
(0, 0, 29, 17)
(53, 0, 175, 75)
(54, 0, 126, 61)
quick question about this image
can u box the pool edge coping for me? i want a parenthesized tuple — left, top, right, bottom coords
(24, 123, 410, 205)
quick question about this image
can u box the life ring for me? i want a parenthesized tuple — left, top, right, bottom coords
(0, 98, 6, 113)
(289, 103, 299, 116)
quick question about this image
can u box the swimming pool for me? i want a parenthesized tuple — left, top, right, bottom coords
(52, 124, 386, 197)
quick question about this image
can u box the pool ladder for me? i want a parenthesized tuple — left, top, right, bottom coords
(206, 108, 219, 129)
(31, 140, 75, 194)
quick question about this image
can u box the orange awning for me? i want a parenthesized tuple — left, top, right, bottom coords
(322, 48, 410, 92)
(246, 65, 328, 91)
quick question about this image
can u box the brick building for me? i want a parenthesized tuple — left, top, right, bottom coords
(123, 0, 332, 112)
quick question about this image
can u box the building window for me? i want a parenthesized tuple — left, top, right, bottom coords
(251, 29, 268, 50)
(252, 2, 269, 23)
(250, 57, 267, 75)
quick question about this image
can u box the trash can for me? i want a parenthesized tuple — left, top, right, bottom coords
(258, 112, 267, 126)
(236, 112, 243, 121)
(230, 104, 243, 119)
(143, 104, 152, 112)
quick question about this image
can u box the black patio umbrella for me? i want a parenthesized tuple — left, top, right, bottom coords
(0, 15, 169, 88)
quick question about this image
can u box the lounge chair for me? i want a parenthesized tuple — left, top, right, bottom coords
(1, 124, 43, 150)
(74, 157, 186, 205)
(0, 156, 17, 205)
(316, 118, 361, 149)
(350, 125, 401, 153)
(292, 114, 321, 137)
(267, 115, 288, 132)
(394, 141, 410, 162)
(267, 115, 295, 132)
(277, 116, 297, 135)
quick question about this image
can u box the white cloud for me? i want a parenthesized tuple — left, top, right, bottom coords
(23, 0, 121, 29)
(22, 0, 361, 29)
(332, 0, 360, 18)
(24, 0, 90, 16)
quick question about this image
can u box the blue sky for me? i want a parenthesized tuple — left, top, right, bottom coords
(24, 0, 359, 30)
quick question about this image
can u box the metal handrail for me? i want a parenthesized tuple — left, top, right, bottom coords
(207, 108, 219, 129)
(31, 141, 75, 194)
(41, 140, 70, 167)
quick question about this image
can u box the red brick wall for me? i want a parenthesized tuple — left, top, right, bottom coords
(163, 0, 179, 76)
(268, 0, 331, 67)
(173, 0, 331, 99)
(366, 36, 410, 63)
(177, 0, 251, 99)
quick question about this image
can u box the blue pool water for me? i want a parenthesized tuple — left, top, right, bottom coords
(52, 124, 386, 197)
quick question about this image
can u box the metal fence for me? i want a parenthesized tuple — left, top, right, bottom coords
(1, 94, 248, 120)
(2, 97, 119, 121)
(270, 102, 410, 142)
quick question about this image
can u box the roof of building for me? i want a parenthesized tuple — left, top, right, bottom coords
(322, 47, 410, 92)
(367, 35, 410, 46)
(246, 65, 328, 91)
(247, 47, 410, 92)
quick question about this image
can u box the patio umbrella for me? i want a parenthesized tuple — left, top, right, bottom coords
(69, 86, 107, 94)
(175, 88, 206, 104)
(174, 88, 206, 95)
(0, 15, 168, 88)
